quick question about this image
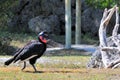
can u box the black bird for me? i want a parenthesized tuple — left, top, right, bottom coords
(4, 31, 48, 72)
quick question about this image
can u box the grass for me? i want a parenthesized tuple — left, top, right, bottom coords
(0, 56, 90, 68)
(38, 56, 89, 68)
(0, 67, 118, 80)
(0, 56, 120, 80)
(0, 67, 107, 80)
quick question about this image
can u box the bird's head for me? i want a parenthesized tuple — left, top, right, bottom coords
(38, 31, 48, 44)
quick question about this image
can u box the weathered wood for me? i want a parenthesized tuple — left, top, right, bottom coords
(99, 6, 116, 68)
(101, 47, 119, 51)
(112, 7, 120, 48)
(101, 7, 120, 52)
(112, 7, 119, 36)
(99, 5, 120, 68)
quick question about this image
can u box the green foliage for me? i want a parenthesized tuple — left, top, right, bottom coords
(82, 33, 99, 44)
(0, 31, 36, 55)
(85, 0, 120, 9)
(0, 36, 12, 55)
(0, 0, 18, 30)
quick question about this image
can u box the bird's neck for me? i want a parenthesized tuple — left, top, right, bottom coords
(38, 36, 47, 44)
(39, 37, 47, 52)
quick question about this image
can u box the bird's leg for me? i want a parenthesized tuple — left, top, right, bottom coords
(21, 61, 26, 71)
(31, 64, 37, 72)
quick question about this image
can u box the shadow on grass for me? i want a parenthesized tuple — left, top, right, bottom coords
(24, 69, 88, 74)
(24, 71, 43, 73)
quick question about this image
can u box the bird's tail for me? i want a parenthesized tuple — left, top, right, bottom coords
(4, 57, 14, 66)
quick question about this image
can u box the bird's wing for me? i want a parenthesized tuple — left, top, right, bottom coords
(14, 42, 42, 62)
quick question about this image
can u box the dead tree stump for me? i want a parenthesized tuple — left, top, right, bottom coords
(87, 5, 120, 69)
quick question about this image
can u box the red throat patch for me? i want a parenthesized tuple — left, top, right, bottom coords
(39, 36, 47, 43)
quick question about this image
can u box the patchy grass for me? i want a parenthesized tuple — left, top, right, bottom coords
(0, 56, 90, 68)
(1, 67, 120, 80)
(0, 56, 120, 80)
(38, 56, 90, 69)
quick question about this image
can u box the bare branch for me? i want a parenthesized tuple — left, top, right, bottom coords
(103, 6, 116, 26)
(112, 63, 120, 69)
(112, 7, 120, 48)
(101, 8, 108, 23)
(112, 7, 119, 36)
(101, 47, 119, 51)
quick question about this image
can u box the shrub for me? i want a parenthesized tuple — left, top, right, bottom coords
(85, 0, 120, 9)
(0, 36, 15, 55)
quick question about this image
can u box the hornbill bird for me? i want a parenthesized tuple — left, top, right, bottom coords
(4, 31, 48, 72)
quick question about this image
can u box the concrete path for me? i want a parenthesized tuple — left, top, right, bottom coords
(47, 44, 97, 53)
(71, 44, 97, 53)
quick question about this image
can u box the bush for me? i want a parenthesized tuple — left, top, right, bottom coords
(0, 36, 15, 55)
(85, 0, 120, 9)
(0, 0, 18, 30)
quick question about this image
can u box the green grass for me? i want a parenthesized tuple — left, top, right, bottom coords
(38, 56, 89, 68)
(0, 68, 106, 80)
(0, 56, 120, 80)
(1, 67, 120, 80)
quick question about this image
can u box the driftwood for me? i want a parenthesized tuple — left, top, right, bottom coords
(99, 5, 120, 68)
